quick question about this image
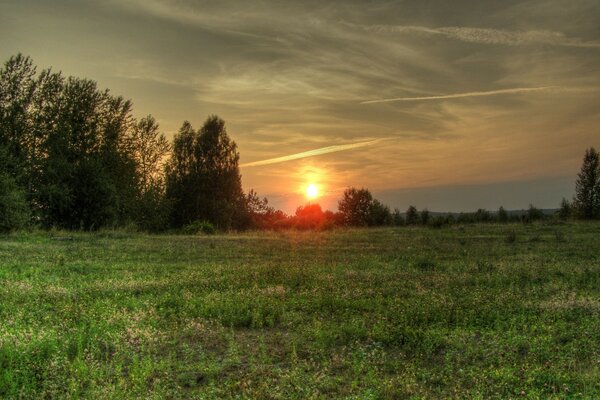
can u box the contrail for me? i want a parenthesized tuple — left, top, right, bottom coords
(240, 138, 386, 168)
(361, 86, 558, 104)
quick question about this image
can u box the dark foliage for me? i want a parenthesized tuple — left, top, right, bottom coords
(337, 187, 391, 226)
(405, 205, 419, 225)
(165, 116, 244, 230)
(573, 147, 600, 219)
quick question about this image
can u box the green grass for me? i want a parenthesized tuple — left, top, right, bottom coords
(1, 223, 599, 399)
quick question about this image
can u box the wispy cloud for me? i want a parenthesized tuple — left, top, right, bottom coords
(361, 86, 559, 104)
(240, 138, 386, 167)
(351, 23, 600, 48)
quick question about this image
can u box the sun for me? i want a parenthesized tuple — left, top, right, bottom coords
(306, 183, 319, 200)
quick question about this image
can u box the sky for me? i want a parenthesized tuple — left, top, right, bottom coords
(1, 0, 599, 213)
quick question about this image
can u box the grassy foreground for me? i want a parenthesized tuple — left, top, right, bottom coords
(0, 223, 599, 399)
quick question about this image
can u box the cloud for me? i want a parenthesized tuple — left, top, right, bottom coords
(350, 23, 600, 48)
(361, 86, 560, 104)
(240, 138, 387, 167)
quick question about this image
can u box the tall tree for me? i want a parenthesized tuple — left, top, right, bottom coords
(0, 54, 36, 176)
(166, 116, 244, 229)
(38, 78, 139, 229)
(197, 116, 244, 228)
(130, 115, 170, 193)
(129, 115, 171, 231)
(573, 147, 600, 219)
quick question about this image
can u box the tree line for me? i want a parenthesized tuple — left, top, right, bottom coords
(0, 54, 247, 232)
(1, 54, 599, 233)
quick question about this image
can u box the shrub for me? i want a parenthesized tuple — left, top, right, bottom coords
(182, 220, 216, 235)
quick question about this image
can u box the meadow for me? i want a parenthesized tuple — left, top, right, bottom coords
(0, 223, 599, 399)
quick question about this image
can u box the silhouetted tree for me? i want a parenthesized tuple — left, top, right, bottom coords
(558, 198, 571, 220)
(38, 78, 138, 229)
(239, 189, 276, 229)
(497, 206, 508, 223)
(294, 203, 325, 229)
(420, 209, 430, 225)
(392, 208, 404, 226)
(338, 187, 373, 226)
(369, 199, 392, 226)
(337, 187, 390, 226)
(165, 121, 196, 227)
(405, 205, 419, 225)
(128, 115, 171, 230)
(527, 204, 545, 221)
(165, 116, 244, 229)
(573, 147, 600, 219)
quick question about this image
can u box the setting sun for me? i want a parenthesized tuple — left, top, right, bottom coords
(306, 183, 319, 199)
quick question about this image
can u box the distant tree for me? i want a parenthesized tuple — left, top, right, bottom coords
(420, 208, 430, 225)
(337, 187, 391, 226)
(294, 203, 325, 229)
(165, 116, 244, 229)
(572, 147, 600, 219)
(497, 206, 508, 223)
(405, 205, 419, 225)
(392, 208, 404, 226)
(527, 204, 545, 222)
(338, 187, 373, 226)
(239, 189, 275, 229)
(369, 199, 392, 226)
(557, 198, 571, 220)
(474, 209, 491, 222)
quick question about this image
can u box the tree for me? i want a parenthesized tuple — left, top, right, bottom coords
(0, 54, 36, 178)
(392, 208, 404, 226)
(0, 146, 29, 232)
(38, 78, 126, 229)
(573, 147, 600, 219)
(128, 115, 171, 230)
(420, 208, 430, 225)
(405, 205, 419, 225)
(527, 204, 544, 221)
(165, 116, 244, 229)
(369, 199, 391, 226)
(497, 206, 508, 223)
(165, 121, 197, 227)
(338, 187, 373, 226)
(558, 198, 571, 220)
(294, 203, 325, 229)
(238, 189, 274, 229)
(130, 115, 170, 193)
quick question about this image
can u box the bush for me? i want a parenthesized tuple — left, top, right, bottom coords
(0, 173, 30, 233)
(182, 220, 216, 235)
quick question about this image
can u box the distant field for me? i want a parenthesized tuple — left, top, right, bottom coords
(1, 223, 599, 399)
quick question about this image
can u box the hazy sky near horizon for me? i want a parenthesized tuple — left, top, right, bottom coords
(2, 0, 599, 212)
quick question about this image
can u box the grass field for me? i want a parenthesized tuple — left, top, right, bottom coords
(1, 223, 599, 399)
